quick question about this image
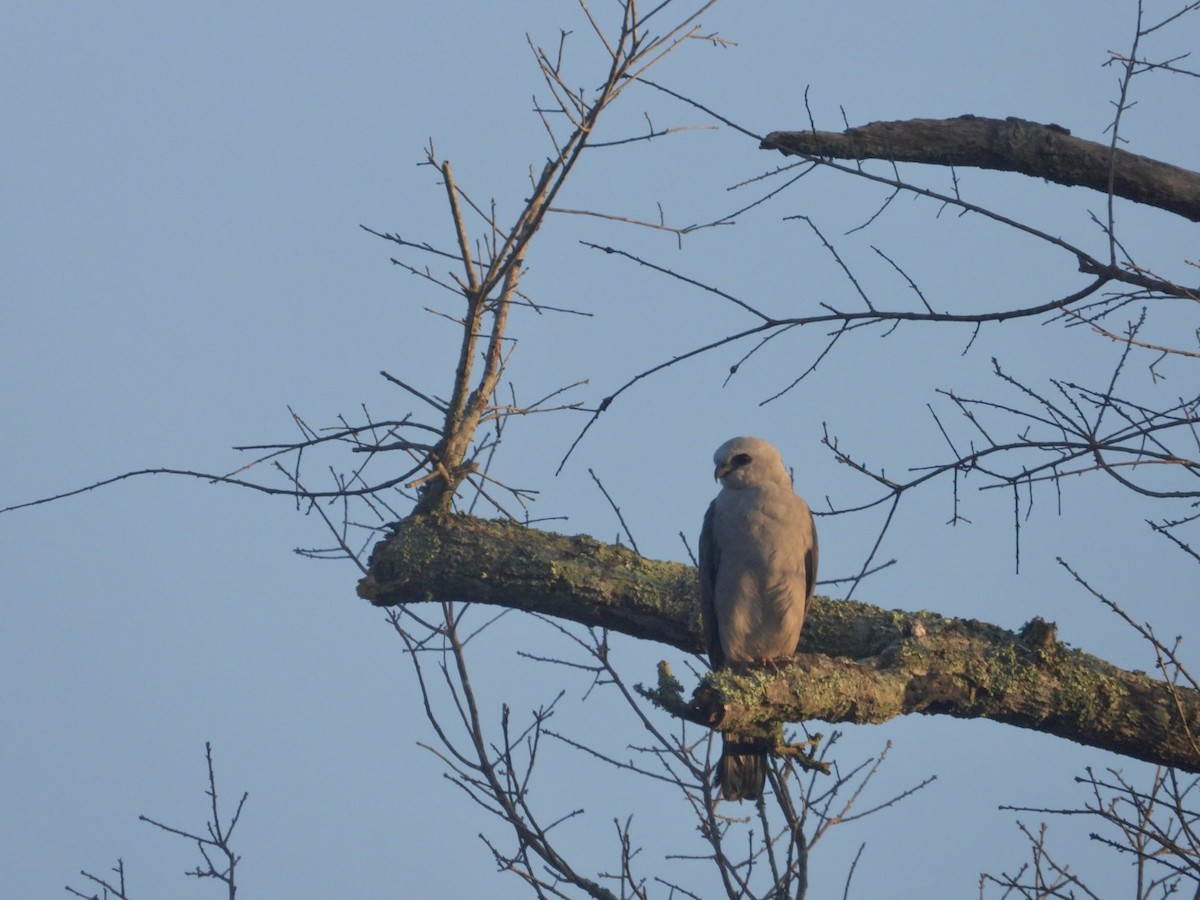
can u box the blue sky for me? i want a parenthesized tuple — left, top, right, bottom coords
(4, 2, 1198, 897)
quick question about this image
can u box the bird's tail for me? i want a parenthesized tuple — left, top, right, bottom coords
(717, 736, 769, 801)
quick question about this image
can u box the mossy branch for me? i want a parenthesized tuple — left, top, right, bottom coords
(359, 514, 1200, 773)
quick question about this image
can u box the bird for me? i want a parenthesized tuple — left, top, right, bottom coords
(697, 436, 818, 801)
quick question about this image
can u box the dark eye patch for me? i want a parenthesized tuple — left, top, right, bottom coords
(732, 453, 752, 468)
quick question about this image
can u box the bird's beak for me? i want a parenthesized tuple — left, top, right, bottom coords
(714, 463, 729, 481)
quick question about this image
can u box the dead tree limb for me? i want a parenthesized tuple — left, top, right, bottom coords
(761, 116, 1200, 222)
(359, 514, 1200, 773)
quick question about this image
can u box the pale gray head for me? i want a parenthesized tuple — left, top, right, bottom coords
(712, 436, 790, 490)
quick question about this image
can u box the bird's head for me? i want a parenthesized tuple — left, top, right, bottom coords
(712, 436, 790, 490)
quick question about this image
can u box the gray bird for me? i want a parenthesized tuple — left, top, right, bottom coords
(698, 436, 818, 801)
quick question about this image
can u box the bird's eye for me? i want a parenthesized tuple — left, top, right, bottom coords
(732, 453, 752, 468)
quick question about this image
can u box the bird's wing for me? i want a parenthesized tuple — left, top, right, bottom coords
(697, 500, 725, 669)
(805, 508, 818, 603)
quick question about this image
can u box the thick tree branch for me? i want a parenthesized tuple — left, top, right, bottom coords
(359, 515, 1200, 773)
(761, 115, 1200, 222)
(359, 513, 699, 649)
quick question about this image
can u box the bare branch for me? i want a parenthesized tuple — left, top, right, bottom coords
(762, 116, 1200, 222)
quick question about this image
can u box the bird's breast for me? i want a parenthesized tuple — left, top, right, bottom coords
(711, 488, 811, 664)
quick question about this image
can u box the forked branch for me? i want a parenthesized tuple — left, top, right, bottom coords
(406, 1, 725, 516)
